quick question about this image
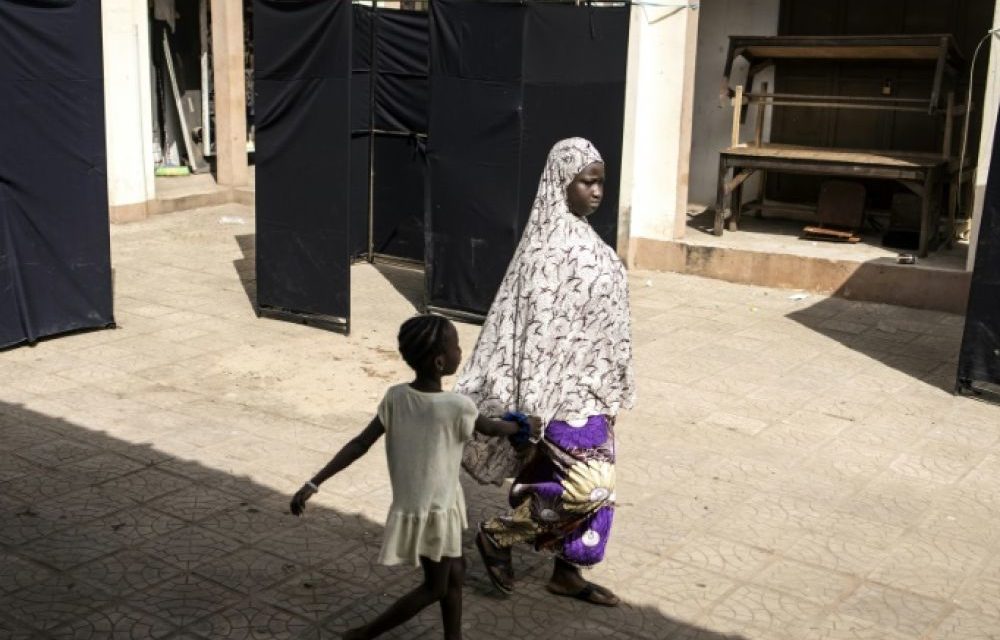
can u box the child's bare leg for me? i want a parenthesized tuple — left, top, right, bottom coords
(346, 556, 452, 639)
(439, 557, 465, 640)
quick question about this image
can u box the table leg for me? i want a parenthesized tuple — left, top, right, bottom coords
(729, 182, 743, 232)
(918, 173, 933, 258)
(714, 157, 728, 236)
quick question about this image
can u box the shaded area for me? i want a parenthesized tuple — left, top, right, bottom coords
(788, 293, 964, 393)
(0, 400, 746, 639)
(373, 262, 425, 312)
(234, 233, 257, 313)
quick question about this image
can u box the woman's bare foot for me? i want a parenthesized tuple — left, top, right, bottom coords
(546, 557, 619, 607)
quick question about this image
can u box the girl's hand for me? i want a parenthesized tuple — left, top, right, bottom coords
(290, 483, 318, 516)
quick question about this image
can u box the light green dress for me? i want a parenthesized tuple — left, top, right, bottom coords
(376, 383, 477, 566)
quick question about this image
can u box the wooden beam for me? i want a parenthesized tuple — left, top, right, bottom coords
(943, 92, 954, 158)
(754, 81, 768, 146)
(731, 85, 743, 148)
(725, 169, 756, 194)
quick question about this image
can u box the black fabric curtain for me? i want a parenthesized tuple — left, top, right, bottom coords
(254, 0, 353, 330)
(350, 5, 429, 262)
(426, 0, 629, 317)
(0, 0, 114, 349)
(957, 107, 1000, 392)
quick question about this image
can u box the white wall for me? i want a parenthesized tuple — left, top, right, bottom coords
(967, 5, 1000, 270)
(619, 4, 700, 252)
(688, 0, 780, 208)
(102, 1, 155, 220)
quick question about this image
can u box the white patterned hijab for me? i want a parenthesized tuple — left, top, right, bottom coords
(456, 137, 636, 484)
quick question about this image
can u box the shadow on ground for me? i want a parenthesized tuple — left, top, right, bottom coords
(234, 233, 257, 313)
(372, 262, 424, 312)
(787, 293, 963, 393)
(232, 234, 425, 316)
(0, 401, 746, 639)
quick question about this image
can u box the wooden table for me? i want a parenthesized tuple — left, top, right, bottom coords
(715, 144, 951, 257)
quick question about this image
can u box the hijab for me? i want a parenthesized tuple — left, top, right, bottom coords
(456, 138, 635, 484)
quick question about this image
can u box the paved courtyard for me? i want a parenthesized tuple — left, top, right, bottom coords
(1, 203, 999, 639)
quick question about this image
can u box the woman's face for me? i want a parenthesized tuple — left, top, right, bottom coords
(566, 162, 606, 218)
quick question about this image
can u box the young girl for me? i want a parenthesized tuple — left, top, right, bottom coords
(289, 314, 539, 640)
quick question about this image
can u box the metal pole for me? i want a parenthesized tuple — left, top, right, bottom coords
(367, 0, 377, 263)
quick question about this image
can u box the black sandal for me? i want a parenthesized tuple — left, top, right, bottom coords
(546, 581, 620, 607)
(475, 529, 514, 595)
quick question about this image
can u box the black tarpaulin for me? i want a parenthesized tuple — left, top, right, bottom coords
(254, 0, 352, 331)
(426, 0, 629, 317)
(0, 0, 114, 349)
(957, 106, 1000, 392)
(350, 5, 428, 262)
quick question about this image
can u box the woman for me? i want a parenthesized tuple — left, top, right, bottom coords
(456, 138, 635, 607)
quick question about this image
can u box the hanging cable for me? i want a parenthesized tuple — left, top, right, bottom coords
(957, 27, 1000, 226)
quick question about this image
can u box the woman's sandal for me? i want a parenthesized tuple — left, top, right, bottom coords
(546, 581, 620, 607)
(475, 529, 514, 595)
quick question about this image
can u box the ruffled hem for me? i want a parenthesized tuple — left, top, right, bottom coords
(378, 506, 468, 567)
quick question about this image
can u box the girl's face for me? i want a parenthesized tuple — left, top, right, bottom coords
(566, 162, 606, 217)
(435, 322, 463, 376)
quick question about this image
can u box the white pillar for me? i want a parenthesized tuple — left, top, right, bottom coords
(618, 4, 700, 262)
(967, 6, 1000, 271)
(102, 1, 155, 223)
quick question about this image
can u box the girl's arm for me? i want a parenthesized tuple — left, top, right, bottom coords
(290, 416, 385, 516)
(474, 414, 541, 438)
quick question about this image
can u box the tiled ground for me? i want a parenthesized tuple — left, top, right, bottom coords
(1, 203, 999, 639)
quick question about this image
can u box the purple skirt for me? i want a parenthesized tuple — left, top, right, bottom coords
(483, 415, 616, 566)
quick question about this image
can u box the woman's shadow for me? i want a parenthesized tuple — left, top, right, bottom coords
(0, 400, 747, 639)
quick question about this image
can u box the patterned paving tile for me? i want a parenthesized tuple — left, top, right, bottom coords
(3, 574, 112, 632)
(193, 548, 304, 595)
(707, 584, 827, 635)
(95, 468, 194, 504)
(834, 583, 951, 638)
(128, 572, 241, 628)
(188, 600, 315, 640)
(17, 523, 125, 572)
(138, 525, 244, 572)
(33, 487, 132, 524)
(70, 550, 182, 598)
(148, 487, 246, 524)
(0, 552, 54, 595)
(47, 604, 176, 640)
(927, 608, 1000, 640)
(262, 571, 370, 625)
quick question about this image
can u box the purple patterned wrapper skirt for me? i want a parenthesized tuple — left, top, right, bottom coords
(482, 415, 616, 566)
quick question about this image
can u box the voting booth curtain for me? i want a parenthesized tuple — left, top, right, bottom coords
(0, 0, 114, 349)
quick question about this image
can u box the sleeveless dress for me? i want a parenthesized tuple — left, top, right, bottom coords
(376, 383, 478, 566)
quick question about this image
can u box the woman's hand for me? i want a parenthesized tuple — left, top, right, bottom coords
(290, 483, 318, 516)
(525, 415, 543, 439)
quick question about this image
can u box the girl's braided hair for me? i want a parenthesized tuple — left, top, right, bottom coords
(398, 314, 451, 373)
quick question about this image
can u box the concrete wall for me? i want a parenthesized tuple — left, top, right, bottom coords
(687, 0, 780, 208)
(967, 6, 1000, 270)
(619, 4, 700, 258)
(102, 1, 155, 223)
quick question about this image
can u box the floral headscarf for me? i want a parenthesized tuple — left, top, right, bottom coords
(456, 138, 635, 485)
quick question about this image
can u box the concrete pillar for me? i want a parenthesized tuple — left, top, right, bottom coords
(210, 0, 250, 187)
(618, 5, 700, 263)
(967, 5, 1000, 271)
(102, 1, 155, 223)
